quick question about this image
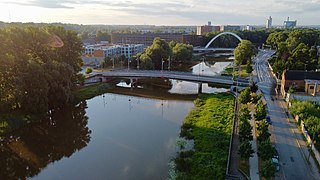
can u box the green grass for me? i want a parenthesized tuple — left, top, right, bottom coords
(221, 65, 250, 78)
(72, 83, 114, 104)
(176, 93, 235, 180)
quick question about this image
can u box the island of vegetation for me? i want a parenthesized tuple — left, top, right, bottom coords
(171, 93, 234, 179)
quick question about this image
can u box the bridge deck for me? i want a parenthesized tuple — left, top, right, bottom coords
(92, 70, 250, 86)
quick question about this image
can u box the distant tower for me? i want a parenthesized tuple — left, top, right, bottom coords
(208, 21, 212, 26)
(266, 16, 272, 29)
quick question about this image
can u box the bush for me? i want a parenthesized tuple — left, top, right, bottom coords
(85, 67, 93, 74)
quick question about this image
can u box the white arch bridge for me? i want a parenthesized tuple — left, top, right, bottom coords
(194, 32, 242, 52)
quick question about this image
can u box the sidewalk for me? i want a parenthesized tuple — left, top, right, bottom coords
(249, 104, 260, 180)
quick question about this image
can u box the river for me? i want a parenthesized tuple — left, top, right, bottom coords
(0, 59, 232, 179)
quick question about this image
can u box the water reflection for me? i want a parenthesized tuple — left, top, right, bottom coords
(169, 80, 229, 94)
(0, 102, 91, 179)
(192, 61, 231, 76)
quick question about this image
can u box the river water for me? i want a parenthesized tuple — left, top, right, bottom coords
(0, 59, 232, 179)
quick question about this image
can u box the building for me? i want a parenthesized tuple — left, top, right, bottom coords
(281, 70, 320, 96)
(196, 22, 214, 35)
(266, 16, 272, 29)
(220, 25, 241, 31)
(284, 17, 297, 28)
(245, 25, 256, 31)
(111, 33, 183, 45)
(82, 43, 144, 66)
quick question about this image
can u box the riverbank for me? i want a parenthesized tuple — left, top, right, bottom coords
(72, 83, 114, 105)
(172, 93, 234, 179)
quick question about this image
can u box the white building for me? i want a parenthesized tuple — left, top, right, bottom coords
(266, 16, 272, 29)
(82, 44, 145, 66)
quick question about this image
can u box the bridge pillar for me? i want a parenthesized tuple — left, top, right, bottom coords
(198, 83, 202, 94)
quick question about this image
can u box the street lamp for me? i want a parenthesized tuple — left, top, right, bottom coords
(161, 58, 164, 72)
(112, 57, 115, 69)
(136, 57, 140, 70)
(168, 56, 171, 71)
(127, 57, 130, 71)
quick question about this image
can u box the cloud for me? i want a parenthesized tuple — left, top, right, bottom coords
(6, 0, 74, 9)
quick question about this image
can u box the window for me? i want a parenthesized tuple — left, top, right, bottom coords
(310, 85, 314, 90)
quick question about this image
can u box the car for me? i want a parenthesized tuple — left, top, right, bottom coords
(265, 116, 272, 125)
(272, 145, 279, 159)
(272, 157, 280, 171)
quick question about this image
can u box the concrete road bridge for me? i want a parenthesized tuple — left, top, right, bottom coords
(90, 70, 250, 87)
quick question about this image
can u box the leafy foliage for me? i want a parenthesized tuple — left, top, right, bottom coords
(254, 100, 267, 120)
(238, 88, 252, 104)
(0, 26, 83, 113)
(261, 160, 277, 179)
(238, 140, 254, 159)
(176, 93, 234, 179)
(85, 67, 93, 74)
(234, 40, 256, 65)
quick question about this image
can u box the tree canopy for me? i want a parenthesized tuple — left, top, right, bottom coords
(234, 40, 256, 65)
(0, 26, 83, 113)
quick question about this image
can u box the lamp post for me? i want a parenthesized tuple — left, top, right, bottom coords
(112, 58, 115, 69)
(161, 58, 164, 72)
(127, 57, 130, 71)
(137, 57, 140, 70)
(168, 56, 171, 71)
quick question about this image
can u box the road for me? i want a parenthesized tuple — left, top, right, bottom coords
(253, 50, 320, 180)
(92, 70, 250, 86)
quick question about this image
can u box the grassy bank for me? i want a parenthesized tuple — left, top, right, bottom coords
(173, 93, 234, 180)
(221, 65, 250, 78)
(72, 83, 114, 104)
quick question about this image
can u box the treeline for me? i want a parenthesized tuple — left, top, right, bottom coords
(137, 37, 193, 70)
(266, 29, 320, 77)
(0, 26, 84, 113)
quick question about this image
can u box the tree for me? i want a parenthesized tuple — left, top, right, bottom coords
(239, 106, 251, 121)
(140, 37, 171, 70)
(238, 140, 254, 159)
(239, 120, 253, 142)
(254, 100, 267, 120)
(304, 116, 320, 137)
(245, 64, 253, 73)
(172, 43, 193, 62)
(234, 40, 256, 65)
(85, 67, 93, 74)
(261, 160, 277, 179)
(238, 88, 251, 104)
(257, 122, 271, 142)
(0, 26, 84, 113)
(257, 140, 274, 160)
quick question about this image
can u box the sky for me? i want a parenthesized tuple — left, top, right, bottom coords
(0, 0, 319, 26)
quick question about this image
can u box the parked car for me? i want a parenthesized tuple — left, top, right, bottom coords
(272, 145, 279, 159)
(272, 157, 280, 171)
(265, 116, 272, 125)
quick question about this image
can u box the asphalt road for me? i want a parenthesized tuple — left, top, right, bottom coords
(253, 50, 320, 180)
